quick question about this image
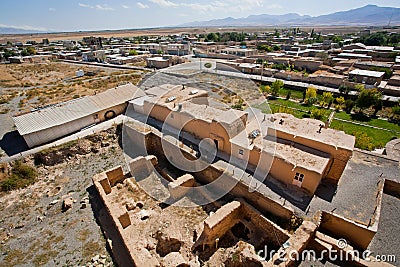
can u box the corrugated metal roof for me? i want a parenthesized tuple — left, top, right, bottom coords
(349, 69, 385, 78)
(13, 83, 144, 135)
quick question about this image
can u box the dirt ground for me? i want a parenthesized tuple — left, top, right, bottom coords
(1, 26, 391, 44)
(0, 127, 125, 267)
(0, 62, 143, 115)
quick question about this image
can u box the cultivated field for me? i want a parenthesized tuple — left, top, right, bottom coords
(1, 26, 396, 44)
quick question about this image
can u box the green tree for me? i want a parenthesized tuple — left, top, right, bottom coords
(356, 88, 382, 113)
(128, 49, 138, 56)
(256, 58, 264, 65)
(362, 32, 388, 46)
(338, 84, 350, 96)
(286, 90, 291, 100)
(311, 108, 325, 120)
(272, 45, 280, 51)
(257, 44, 272, 52)
(305, 87, 317, 105)
(315, 34, 323, 43)
(335, 96, 345, 111)
(354, 84, 365, 92)
(206, 32, 219, 42)
(390, 105, 400, 120)
(344, 99, 355, 113)
(320, 92, 334, 108)
(270, 80, 284, 96)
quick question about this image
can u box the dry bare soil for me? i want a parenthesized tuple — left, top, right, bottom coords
(0, 62, 143, 114)
(0, 127, 126, 266)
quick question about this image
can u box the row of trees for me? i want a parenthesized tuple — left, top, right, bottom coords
(203, 32, 247, 43)
(304, 86, 384, 115)
(355, 31, 400, 46)
(262, 81, 396, 118)
(0, 47, 36, 60)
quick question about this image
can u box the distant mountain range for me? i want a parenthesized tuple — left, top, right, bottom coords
(1, 5, 399, 35)
(178, 5, 400, 27)
(0, 26, 46, 35)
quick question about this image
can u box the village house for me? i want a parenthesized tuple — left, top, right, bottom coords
(349, 69, 385, 85)
(129, 84, 355, 195)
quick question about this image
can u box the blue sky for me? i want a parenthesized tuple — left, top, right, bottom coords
(0, 0, 399, 32)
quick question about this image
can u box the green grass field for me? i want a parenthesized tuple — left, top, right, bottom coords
(254, 98, 400, 151)
(334, 111, 400, 133)
(330, 120, 398, 149)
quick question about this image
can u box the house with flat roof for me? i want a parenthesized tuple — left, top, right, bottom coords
(130, 84, 355, 195)
(221, 47, 257, 57)
(349, 69, 385, 85)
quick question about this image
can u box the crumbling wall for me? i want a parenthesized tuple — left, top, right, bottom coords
(128, 155, 158, 180)
(144, 129, 294, 221)
(198, 201, 243, 246)
(241, 201, 289, 248)
(168, 174, 196, 199)
(269, 220, 318, 266)
(106, 166, 125, 186)
(319, 211, 376, 250)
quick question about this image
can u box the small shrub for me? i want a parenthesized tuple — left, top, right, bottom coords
(305, 87, 317, 105)
(287, 215, 303, 233)
(353, 132, 375, 151)
(335, 96, 345, 111)
(286, 90, 291, 100)
(270, 80, 284, 96)
(204, 62, 212, 68)
(344, 99, 355, 113)
(0, 160, 38, 191)
(310, 108, 325, 120)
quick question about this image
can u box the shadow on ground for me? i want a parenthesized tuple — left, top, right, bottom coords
(314, 179, 338, 202)
(0, 130, 28, 156)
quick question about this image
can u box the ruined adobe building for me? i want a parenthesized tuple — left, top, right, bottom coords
(93, 139, 398, 266)
(90, 83, 400, 266)
(129, 84, 355, 195)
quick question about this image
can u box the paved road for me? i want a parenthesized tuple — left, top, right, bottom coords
(61, 59, 152, 72)
(162, 59, 400, 102)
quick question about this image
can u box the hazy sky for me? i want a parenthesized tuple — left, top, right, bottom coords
(0, 0, 399, 32)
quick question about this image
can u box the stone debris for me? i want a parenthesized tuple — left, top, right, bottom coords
(62, 197, 74, 212)
(92, 255, 100, 262)
(125, 201, 136, 211)
(80, 196, 89, 209)
(14, 223, 24, 229)
(49, 199, 59, 206)
(155, 229, 183, 257)
(161, 252, 187, 267)
(137, 209, 151, 220)
(87, 254, 112, 267)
